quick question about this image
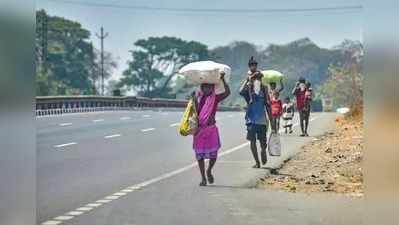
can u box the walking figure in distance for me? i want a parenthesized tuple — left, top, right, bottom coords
(282, 96, 295, 134)
(270, 91, 283, 133)
(292, 78, 311, 136)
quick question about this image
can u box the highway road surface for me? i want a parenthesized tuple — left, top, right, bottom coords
(37, 110, 362, 225)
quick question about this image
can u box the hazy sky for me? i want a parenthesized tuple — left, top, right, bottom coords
(37, 0, 363, 79)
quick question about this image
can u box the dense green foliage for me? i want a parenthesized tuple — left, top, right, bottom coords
(119, 36, 211, 97)
(36, 10, 116, 96)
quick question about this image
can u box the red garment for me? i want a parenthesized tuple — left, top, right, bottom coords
(295, 89, 307, 110)
(271, 99, 283, 118)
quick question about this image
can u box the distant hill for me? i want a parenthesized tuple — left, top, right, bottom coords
(210, 38, 363, 106)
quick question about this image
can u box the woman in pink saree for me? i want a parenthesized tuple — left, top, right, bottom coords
(194, 72, 230, 186)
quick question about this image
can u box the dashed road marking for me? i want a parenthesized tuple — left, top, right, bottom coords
(76, 207, 93, 212)
(227, 114, 234, 118)
(53, 216, 73, 221)
(169, 123, 180, 127)
(141, 128, 155, 132)
(104, 134, 121, 139)
(120, 117, 131, 120)
(66, 211, 84, 216)
(113, 192, 127, 196)
(54, 142, 77, 148)
(86, 203, 102, 208)
(142, 115, 151, 118)
(41, 221, 62, 225)
(59, 123, 72, 126)
(105, 195, 120, 200)
(93, 119, 104, 122)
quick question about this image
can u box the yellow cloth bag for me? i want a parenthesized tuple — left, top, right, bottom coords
(179, 98, 199, 136)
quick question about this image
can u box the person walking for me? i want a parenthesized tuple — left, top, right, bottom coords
(239, 57, 274, 168)
(292, 77, 311, 136)
(270, 91, 283, 132)
(282, 96, 295, 134)
(193, 72, 230, 186)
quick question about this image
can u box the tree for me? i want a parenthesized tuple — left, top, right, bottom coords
(120, 51, 163, 97)
(35, 10, 103, 96)
(317, 43, 363, 110)
(119, 36, 211, 97)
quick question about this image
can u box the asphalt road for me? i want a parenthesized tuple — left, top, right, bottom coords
(37, 110, 361, 225)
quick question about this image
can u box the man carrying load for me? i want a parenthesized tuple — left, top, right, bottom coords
(239, 56, 274, 168)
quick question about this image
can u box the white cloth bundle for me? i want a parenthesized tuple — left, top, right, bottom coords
(179, 61, 231, 94)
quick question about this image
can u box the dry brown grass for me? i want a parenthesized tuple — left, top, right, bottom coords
(257, 113, 363, 197)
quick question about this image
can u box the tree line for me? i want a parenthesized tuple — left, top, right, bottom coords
(35, 10, 212, 97)
(36, 10, 363, 111)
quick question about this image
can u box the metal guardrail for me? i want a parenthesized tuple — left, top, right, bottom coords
(36, 95, 241, 117)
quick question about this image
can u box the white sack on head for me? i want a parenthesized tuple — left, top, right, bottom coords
(178, 61, 231, 87)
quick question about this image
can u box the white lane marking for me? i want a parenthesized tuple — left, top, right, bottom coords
(41, 221, 62, 225)
(120, 117, 131, 120)
(113, 192, 127, 196)
(76, 207, 93, 212)
(59, 123, 72, 126)
(141, 128, 155, 132)
(54, 142, 77, 148)
(46, 116, 323, 224)
(92, 119, 104, 122)
(104, 134, 121, 139)
(227, 114, 234, 118)
(53, 216, 73, 221)
(105, 195, 120, 200)
(66, 211, 84, 216)
(142, 115, 151, 118)
(169, 123, 180, 127)
(87, 203, 102, 208)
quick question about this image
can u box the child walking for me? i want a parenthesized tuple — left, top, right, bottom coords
(193, 72, 230, 186)
(282, 96, 295, 134)
(270, 91, 283, 133)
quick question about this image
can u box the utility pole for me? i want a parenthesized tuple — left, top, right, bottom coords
(96, 27, 108, 95)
